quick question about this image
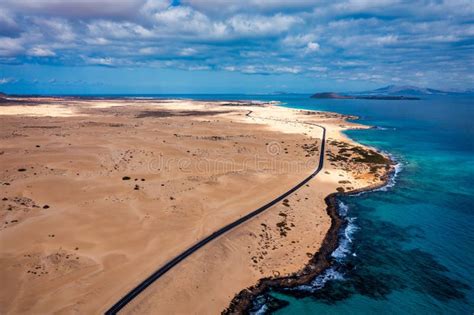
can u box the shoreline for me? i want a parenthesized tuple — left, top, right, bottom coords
(0, 97, 394, 314)
(109, 101, 392, 314)
(223, 110, 396, 314)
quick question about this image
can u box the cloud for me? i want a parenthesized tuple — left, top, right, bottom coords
(228, 14, 302, 36)
(181, 0, 317, 14)
(282, 33, 317, 47)
(333, 0, 402, 13)
(0, 37, 24, 56)
(139, 47, 159, 55)
(178, 47, 198, 56)
(87, 21, 154, 39)
(374, 35, 398, 45)
(1, 0, 154, 19)
(82, 56, 116, 66)
(0, 0, 472, 89)
(223, 64, 302, 74)
(187, 65, 210, 71)
(28, 47, 56, 57)
(84, 37, 109, 45)
(309, 66, 328, 72)
(32, 18, 76, 42)
(151, 6, 228, 39)
(0, 10, 21, 36)
(305, 42, 320, 52)
(334, 60, 368, 67)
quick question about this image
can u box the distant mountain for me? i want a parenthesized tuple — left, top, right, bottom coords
(358, 85, 453, 96)
(310, 92, 420, 100)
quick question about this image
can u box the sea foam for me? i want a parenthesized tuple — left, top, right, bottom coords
(289, 201, 357, 293)
(373, 155, 402, 192)
(295, 267, 345, 293)
(252, 152, 402, 308)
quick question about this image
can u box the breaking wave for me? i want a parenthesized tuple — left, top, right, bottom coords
(250, 149, 402, 312)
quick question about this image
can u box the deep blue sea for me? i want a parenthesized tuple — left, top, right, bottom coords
(158, 93, 473, 314)
(82, 93, 474, 314)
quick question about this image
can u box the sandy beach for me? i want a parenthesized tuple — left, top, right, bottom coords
(0, 96, 391, 314)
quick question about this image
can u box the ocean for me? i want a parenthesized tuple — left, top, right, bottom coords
(159, 93, 473, 314)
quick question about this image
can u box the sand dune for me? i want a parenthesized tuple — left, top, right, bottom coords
(0, 98, 390, 314)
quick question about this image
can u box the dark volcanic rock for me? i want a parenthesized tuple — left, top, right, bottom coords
(310, 92, 352, 99)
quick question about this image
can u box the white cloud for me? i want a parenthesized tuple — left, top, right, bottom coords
(28, 47, 56, 57)
(83, 7, 300, 43)
(1, 0, 149, 19)
(139, 47, 159, 55)
(33, 18, 76, 42)
(152, 6, 227, 38)
(187, 65, 210, 71)
(84, 37, 109, 45)
(87, 21, 154, 39)
(181, 0, 316, 15)
(282, 33, 317, 47)
(0, 0, 472, 89)
(228, 14, 301, 36)
(375, 35, 398, 45)
(309, 66, 328, 72)
(83, 56, 115, 66)
(0, 37, 24, 56)
(306, 41, 320, 52)
(330, 33, 398, 49)
(282, 34, 320, 54)
(140, 0, 171, 14)
(271, 65, 301, 74)
(334, 60, 367, 67)
(179, 47, 198, 56)
(334, 0, 402, 13)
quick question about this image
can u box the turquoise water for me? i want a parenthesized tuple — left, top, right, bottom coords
(258, 95, 474, 314)
(158, 94, 473, 314)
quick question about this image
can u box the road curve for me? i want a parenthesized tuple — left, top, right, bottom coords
(105, 111, 326, 315)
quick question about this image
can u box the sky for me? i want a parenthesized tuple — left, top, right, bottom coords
(0, 0, 473, 94)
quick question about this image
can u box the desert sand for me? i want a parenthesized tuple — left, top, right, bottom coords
(0, 96, 390, 314)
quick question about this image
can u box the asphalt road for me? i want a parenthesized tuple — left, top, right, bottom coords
(105, 113, 326, 314)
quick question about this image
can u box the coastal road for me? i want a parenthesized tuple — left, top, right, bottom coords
(105, 111, 327, 315)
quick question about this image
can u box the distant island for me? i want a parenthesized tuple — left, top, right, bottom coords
(310, 85, 474, 100)
(311, 92, 420, 100)
(364, 85, 449, 96)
